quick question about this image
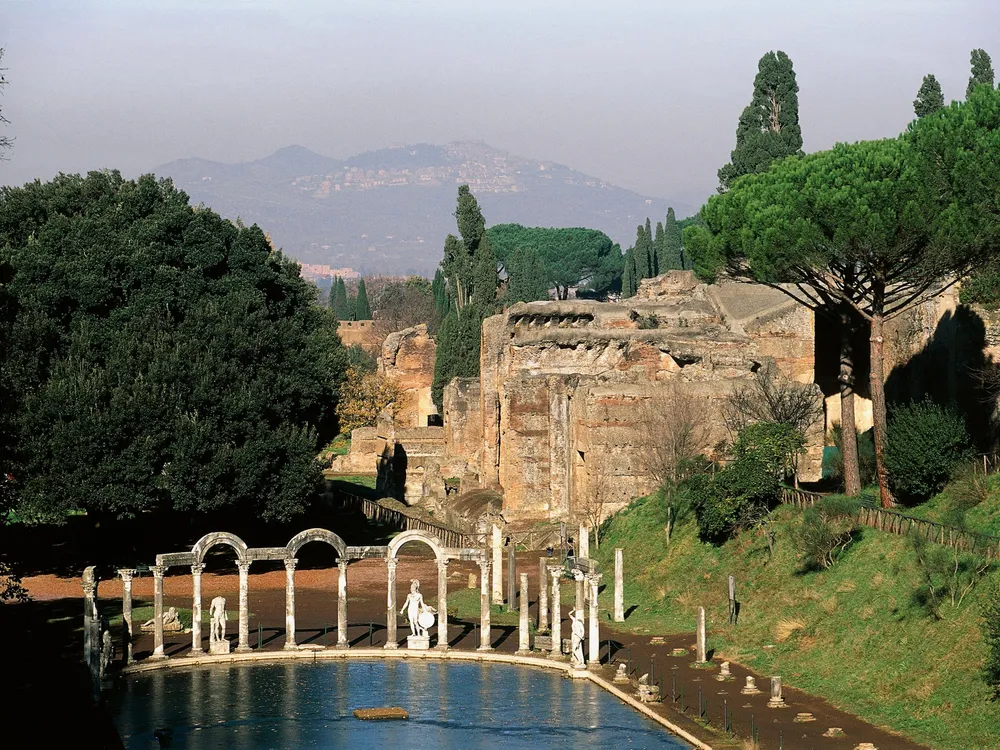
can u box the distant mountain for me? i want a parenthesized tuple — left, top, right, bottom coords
(156, 142, 694, 277)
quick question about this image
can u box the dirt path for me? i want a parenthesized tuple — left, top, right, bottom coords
(19, 555, 927, 750)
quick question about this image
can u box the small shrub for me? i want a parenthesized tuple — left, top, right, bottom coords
(909, 532, 992, 618)
(637, 314, 659, 329)
(885, 398, 972, 503)
(981, 579, 1000, 697)
(732, 421, 805, 479)
(796, 496, 859, 570)
(688, 455, 779, 544)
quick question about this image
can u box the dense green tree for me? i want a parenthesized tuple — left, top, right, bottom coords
(718, 50, 803, 192)
(505, 245, 549, 304)
(431, 268, 448, 312)
(621, 248, 636, 298)
(331, 276, 352, 320)
(914, 74, 945, 118)
(967, 48, 995, 98)
(355, 277, 372, 319)
(432, 185, 497, 407)
(651, 220, 663, 276)
(661, 207, 684, 271)
(688, 95, 1000, 506)
(488, 224, 621, 299)
(0, 171, 346, 523)
(633, 224, 652, 281)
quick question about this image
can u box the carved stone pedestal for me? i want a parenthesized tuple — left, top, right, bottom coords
(209, 640, 230, 655)
(406, 635, 430, 650)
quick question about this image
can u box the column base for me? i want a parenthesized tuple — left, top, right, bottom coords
(515, 649, 531, 656)
(190, 647, 204, 656)
(434, 643, 449, 652)
(587, 661, 602, 671)
(547, 652, 564, 661)
(235, 644, 252, 653)
(150, 652, 167, 661)
(383, 642, 398, 650)
(334, 642, 349, 650)
(477, 645, 493, 652)
(283, 643, 298, 651)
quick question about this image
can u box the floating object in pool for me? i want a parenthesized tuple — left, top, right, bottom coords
(353, 707, 409, 721)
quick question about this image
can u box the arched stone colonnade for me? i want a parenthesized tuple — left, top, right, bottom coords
(129, 528, 488, 660)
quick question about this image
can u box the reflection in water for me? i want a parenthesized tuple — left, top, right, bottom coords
(110, 661, 691, 749)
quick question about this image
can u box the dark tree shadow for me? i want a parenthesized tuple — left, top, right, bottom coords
(885, 305, 995, 449)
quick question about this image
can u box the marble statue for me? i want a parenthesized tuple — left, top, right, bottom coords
(400, 580, 436, 637)
(141, 606, 182, 632)
(99, 630, 113, 678)
(569, 608, 585, 667)
(209, 596, 230, 654)
(210, 596, 227, 643)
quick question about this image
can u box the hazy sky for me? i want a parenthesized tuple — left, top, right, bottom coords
(1, 0, 998, 209)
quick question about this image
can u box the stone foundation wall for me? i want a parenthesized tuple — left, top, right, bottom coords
(379, 324, 438, 428)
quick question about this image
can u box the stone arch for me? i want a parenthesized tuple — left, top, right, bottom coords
(387, 529, 446, 562)
(285, 528, 348, 560)
(191, 531, 249, 565)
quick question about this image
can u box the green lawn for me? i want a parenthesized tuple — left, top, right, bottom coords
(431, 587, 525, 627)
(594, 491, 998, 750)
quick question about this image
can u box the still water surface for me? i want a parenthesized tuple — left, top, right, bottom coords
(110, 660, 691, 749)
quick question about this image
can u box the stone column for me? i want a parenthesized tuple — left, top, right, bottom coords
(236, 560, 251, 652)
(696, 606, 707, 663)
(283, 558, 297, 650)
(768, 676, 786, 708)
(337, 560, 349, 649)
(548, 565, 562, 658)
(118, 568, 136, 664)
(83, 566, 98, 669)
(478, 558, 492, 650)
(578, 523, 589, 559)
(491, 524, 503, 605)
(588, 574, 601, 669)
(516, 572, 530, 654)
(574, 570, 585, 615)
(436, 560, 449, 650)
(538, 557, 549, 633)
(151, 565, 167, 659)
(190, 563, 205, 654)
(385, 558, 398, 649)
(507, 545, 517, 611)
(613, 548, 624, 622)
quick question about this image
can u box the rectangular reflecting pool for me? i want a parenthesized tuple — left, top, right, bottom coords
(109, 660, 692, 748)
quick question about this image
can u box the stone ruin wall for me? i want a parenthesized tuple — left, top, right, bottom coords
(378, 324, 439, 428)
(476, 273, 827, 525)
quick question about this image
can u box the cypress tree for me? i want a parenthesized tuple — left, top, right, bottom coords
(472, 233, 498, 317)
(506, 246, 549, 303)
(661, 207, 683, 271)
(432, 268, 448, 312)
(653, 221, 665, 276)
(718, 50, 803, 192)
(355, 278, 372, 319)
(333, 277, 351, 321)
(967, 48, 995, 98)
(633, 224, 652, 281)
(913, 74, 944, 118)
(621, 248, 636, 298)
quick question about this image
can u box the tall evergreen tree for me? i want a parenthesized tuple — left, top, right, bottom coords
(355, 278, 372, 319)
(913, 74, 944, 118)
(967, 48, 995, 98)
(332, 277, 351, 320)
(661, 207, 684, 271)
(505, 246, 549, 303)
(633, 224, 652, 281)
(431, 268, 448, 312)
(432, 185, 496, 407)
(621, 248, 635, 298)
(653, 221, 665, 276)
(718, 50, 803, 192)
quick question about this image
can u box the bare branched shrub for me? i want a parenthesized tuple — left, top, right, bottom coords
(640, 384, 713, 488)
(722, 359, 823, 439)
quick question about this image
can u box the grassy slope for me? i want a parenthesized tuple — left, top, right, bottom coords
(593, 493, 998, 750)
